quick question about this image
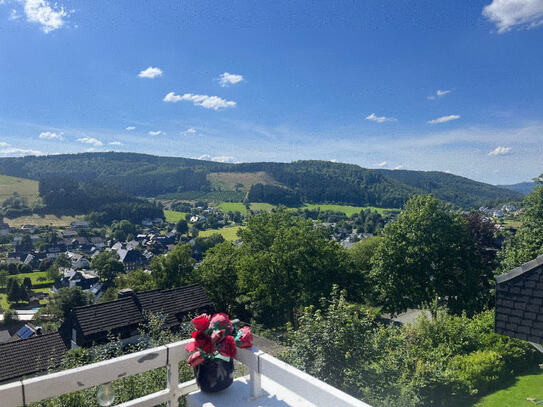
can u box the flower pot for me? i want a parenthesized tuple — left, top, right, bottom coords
(194, 359, 234, 393)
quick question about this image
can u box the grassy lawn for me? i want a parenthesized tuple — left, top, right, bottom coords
(199, 226, 243, 241)
(250, 203, 276, 212)
(475, 370, 543, 407)
(217, 202, 248, 215)
(15, 271, 54, 286)
(301, 203, 396, 216)
(0, 293, 8, 311)
(0, 175, 39, 204)
(164, 210, 188, 223)
(3, 214, 84, 228)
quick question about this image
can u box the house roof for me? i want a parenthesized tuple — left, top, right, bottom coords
(73, 296, 144, 336)
(136, 284, 214, 326)
(72, 284, 213, 337)
(495, 254, 543, 345)
(0, 332, 68, 383)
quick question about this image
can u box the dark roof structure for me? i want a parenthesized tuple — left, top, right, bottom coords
(0, 332, 68, 383)
(70, 284, 213, 346)
(495, 254, 543, 345)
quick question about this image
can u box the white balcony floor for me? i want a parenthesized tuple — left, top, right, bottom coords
(187, 375, 316, 407)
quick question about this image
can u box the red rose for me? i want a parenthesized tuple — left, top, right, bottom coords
(192, 331, 214, 354)
(188, 351, 204, 367)
(210, 313, 230, 330)
(192, 314, 211, 331)
(211, 329, 226, 344)
(185, 340, 197, 353)
(235, 326, 253, 349)
(219, 335, 237, 359)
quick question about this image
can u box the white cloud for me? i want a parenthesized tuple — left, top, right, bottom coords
(163, 92, 236, 110)
(148, 130, 161, 136)
(138, 67, 163, 79)
(483, 0, 543, 33)
(182, 128, 197, 136)
(488, 146, 512, 155)
(125, 126, 136, 131)
(39, 131, 63, 140)
(108, 141, 122, 146)
(0, 147, 43, 156)
(436, 89, 451, 97)
(77, 137, 103, 147)
(365, 113, 396, 123)
(0, 142, 8, 147)
(23, 0, 70, 33)
(9, 8, 21, 20)
(198, 154, 212, 161)
(393, 165, 403, 170)
(427, 115, 461, 124)
(377, 161, 387, 167)
(218, 72, 244, 87)
(211, 156, 236, 163)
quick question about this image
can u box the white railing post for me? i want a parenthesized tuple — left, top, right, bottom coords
(166, 341, 186, 406)
(249, 367, 262, 399)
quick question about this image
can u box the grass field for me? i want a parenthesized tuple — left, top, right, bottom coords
(164, 210, 188, 223)
(199, 226, 243, 241)
(250, 203, 276, 212)
(217, 202, 248, 214)
(0, 175, 39, 205)
(14, 271, 54, 286)
(301, 204, 396, 216)
(475, 370, 543, 407)
(3, 214, 83, 228)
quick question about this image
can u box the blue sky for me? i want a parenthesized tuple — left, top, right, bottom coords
(1, 0, 542, 184)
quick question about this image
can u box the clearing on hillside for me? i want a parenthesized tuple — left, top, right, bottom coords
(0, 175, 39, 204)
(207, 171, 281, 192)
(3, 214, 84, 228)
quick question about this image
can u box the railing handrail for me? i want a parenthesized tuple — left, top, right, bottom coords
(0, 338, 370, 407)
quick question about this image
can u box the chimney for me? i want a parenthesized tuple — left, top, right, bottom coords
(117, 288, 134, 298)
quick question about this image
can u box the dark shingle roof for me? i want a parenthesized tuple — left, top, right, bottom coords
(495, 254, 543, 344)
(136, 284, 214, 326)
(72, 284, 213, 336)
(0, 332, 68, 383)
(73, 296, 144, 336)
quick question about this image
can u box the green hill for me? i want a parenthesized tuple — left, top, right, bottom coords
(0, 174, 39, 204)
(0, 152, 522, 209)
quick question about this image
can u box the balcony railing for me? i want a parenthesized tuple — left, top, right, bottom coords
(0, 338, 371, 406)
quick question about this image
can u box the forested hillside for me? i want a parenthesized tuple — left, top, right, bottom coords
(0, 153, 522, 208)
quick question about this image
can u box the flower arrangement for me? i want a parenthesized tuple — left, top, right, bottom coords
(185, 313, 253, 367)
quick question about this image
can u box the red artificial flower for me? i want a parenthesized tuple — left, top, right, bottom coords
(211, 329, 226, 344)
(188, 351, 204, 367)
(192, 314, 211, 331)
(185, 340, 197, 353)
(210, 313, 230, 330)
(192, 330, 214, 354)
(236, 326, 253, 349)
(219, 335, 237, 359)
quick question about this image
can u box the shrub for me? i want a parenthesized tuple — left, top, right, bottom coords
(447, 350, 505, 395)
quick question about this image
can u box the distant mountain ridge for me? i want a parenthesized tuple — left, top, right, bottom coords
(498, 182, 536, 195)
(0, 152, 522, 209)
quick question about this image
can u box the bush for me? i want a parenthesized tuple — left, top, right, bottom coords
(447, 350, 505, 395)
(3, 308, 18, 325)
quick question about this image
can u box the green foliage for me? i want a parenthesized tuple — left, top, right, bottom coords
(111, 219, 137, 241)
(499, 177, 543, 271)
(34, 287, 94, 330)
(247, 183, 301, 205)
(175, 218, 188, 234)
(196, 242, 239, 313)
(150, 244, 195, 289)
(370, 195, 491, 316)
(91, 251, 124, 282)
(283, 288, 540, 407)
(2, 308, 18, 325)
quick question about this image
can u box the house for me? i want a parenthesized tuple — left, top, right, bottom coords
(57, 230, 78, 240)
(495, 254, 543, 346)
(70, 220, 89, 229)
(20, 224, 36, 233)
(55, 268, 100, 290)
(117, 248, 146, 271)
(66, 252, 90, 269)
(42, 243, 67, 259)
(10, 323, 43, 341)
(89, 236, 105, 249)
(66, 284, 213, 348)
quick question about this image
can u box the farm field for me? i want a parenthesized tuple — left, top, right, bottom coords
(217, 202, 247, 214)
(301, 204, 397, 216)
(474, 370, 543, 407)
(3, 214, 83, 228)
(0, 175, 39, 204)
(164, 210, 188, 223)
(199, 226, 243, 241)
